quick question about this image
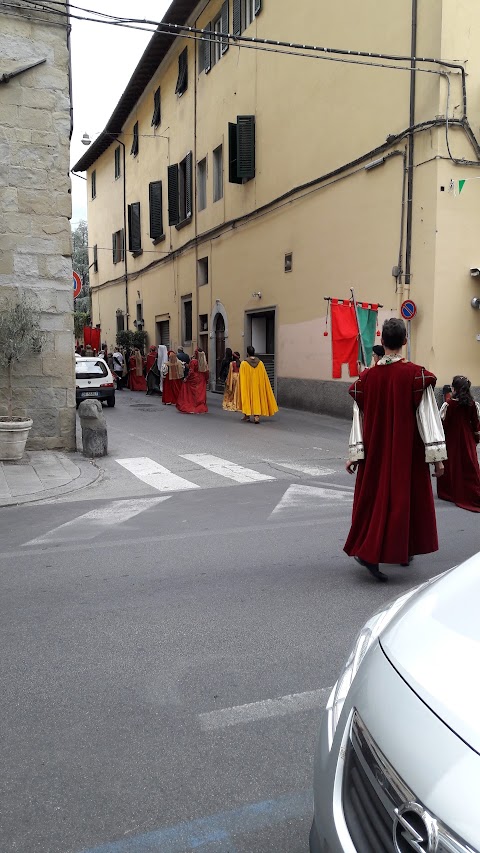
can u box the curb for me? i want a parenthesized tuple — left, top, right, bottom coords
(0, 454, 102, 508)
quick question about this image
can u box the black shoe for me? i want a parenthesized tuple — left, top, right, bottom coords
(354, 556, 388, 582)
(400, 556, 414, 567)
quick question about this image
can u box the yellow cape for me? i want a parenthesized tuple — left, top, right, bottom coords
(237, 359, 278, 417)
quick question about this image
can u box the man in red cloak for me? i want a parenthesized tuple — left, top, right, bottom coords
(344, 318, 447, 581)
(176, 358, 209, 414)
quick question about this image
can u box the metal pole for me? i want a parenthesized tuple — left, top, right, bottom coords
(350, 287, 368, 367)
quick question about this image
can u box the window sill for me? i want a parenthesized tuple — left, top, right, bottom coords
(152, 234, 166, 245)
(175, 216, 192, 231)
(131, 249, 143, 258)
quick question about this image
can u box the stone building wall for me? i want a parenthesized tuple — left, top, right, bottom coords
(0, 1, 76, 450)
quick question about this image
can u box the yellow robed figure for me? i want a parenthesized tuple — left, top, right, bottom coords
(237, 347, 278, 423)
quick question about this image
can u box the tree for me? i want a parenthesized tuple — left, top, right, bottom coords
(0, 297, 43, 419)
(72, 220, 89, 292)
(74, 311, 90, 340)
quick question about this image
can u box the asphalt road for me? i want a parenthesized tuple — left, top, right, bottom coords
(1, 392, 478, 853)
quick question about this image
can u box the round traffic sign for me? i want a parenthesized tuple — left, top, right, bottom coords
(400, 299, 417, 321)
(73, 271, 82, 299)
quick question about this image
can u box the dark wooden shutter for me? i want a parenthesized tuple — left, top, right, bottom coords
(237, 115, 256, 180)
(228, 122, 242, 184)
(168, 164, 179, 225)
(151, 87, 161, 127)
(112, 232, 116, 263)
(204, 22, 212, 73)
(130, 122, 139, 156)
(185, 152, 193, 219)
(254, 0, 262, 15)
(93, 244, 98, 272)
(120, 229, 125, 261)
(233, 0, 241, 36)
(175, 48, 188, 94)
(128, 202, 141, 252)
(149, 181, 163, 239)
(221, 1, 229, 54)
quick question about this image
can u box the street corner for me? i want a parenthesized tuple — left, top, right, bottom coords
(0, 448, 101, 507)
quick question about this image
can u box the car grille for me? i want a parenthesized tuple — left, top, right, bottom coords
(342, 711, 476, 853)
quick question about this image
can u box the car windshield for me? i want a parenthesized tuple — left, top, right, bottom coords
(76, 361, 108, 380)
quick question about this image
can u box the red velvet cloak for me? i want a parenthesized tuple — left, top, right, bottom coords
(344, 361, 439, 565)
(163, 376, 183, 405)
(176, 363, 209, 414)
(127, 355, 147, 392)
(437, 400, 480, 512)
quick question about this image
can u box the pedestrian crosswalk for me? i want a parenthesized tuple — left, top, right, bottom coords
(115, 454, 340, 494)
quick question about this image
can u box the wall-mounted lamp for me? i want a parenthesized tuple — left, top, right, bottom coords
(471, 297, 480, 310)
(365, 157, 385, 171)
(252, 291, 262, 299)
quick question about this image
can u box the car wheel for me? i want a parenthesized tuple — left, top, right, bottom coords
(106, 396, 115, 408)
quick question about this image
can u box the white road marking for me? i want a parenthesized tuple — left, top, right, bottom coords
(116, 457, 200, 492)
(181, 453, 275, 484)
(199, 687, 332, 730)
(272, 462, 336, 477)
(23, 497, 170, 546)
(271, 484, 353, 517)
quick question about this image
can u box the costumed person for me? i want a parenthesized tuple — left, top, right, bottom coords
(237, 346, 278, 424)
(145, 345, 161, 396)
(219, 348, 233, 384)
(128, 348, 147, 392)
(176, 346, 190, 378)
(156, 344, 168, 394)
(222, 351, 241, 412)
(195, 348, 209, 374)
(162, 350, 184, 405)
(371, 344, 385, 365)
(344, 318, 446, 582)
(176, 358, 209, 414)
(437, 375, 480, 513)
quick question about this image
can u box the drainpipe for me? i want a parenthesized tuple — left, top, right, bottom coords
(403, 0, 417, 307)
(115, 139, 129, 330)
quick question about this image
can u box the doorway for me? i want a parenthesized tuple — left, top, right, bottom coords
(215, 314, 226, 392)
(245, 308, 276, 392)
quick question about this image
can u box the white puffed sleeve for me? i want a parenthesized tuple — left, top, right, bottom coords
(348, 401, 365, 462)
(416, 386, 447, 463)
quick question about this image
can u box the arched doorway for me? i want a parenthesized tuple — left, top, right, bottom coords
(215, 314, 226, 392)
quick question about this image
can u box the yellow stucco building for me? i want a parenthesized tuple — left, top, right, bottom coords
(73, 0, 480, 415)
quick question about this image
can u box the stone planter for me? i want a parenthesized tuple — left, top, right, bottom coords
(0, 416, 33, 461)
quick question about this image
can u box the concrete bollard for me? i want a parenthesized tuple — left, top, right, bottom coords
(78, 399, 108, 458)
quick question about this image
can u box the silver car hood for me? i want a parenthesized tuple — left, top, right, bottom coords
(381, 552, 480, 755)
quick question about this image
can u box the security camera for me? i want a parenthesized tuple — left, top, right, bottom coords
(469, 267, 480, 277)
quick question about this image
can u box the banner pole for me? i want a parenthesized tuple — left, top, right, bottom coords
(350, 287, 368, 367)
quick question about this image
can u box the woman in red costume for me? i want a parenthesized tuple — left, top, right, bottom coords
(176, 358, 209, 414)
(162, 350, 184, 405)
(128, 349, 147, 392)
(437, 375, 480, 512)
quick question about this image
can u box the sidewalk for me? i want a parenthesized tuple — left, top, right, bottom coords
(0, 451, 101, 507)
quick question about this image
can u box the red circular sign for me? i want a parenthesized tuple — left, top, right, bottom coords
(73, 271, 82, 299)
(400, 299, 417, 320)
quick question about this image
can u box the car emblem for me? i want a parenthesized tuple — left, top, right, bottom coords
(393, 802, 439, 853)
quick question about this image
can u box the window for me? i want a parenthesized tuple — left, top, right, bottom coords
(284, 252, 293, 273)
(114, 146, 121, 179)
(93, 244, 98, 273)
(201, 3, 229, 74)
(197, 257, 209, 286)
(149, 181, 163, 241)
(130, 121, 139, 157)
(135, 302, 143, 331)
(213, 145, 223, 202)
(128, 202, 142, 254)
(182, 296, 193, 344)
(151, 87, 161, 127)
(116, 311, 125, 333)
(197, 157, 207, 211)
(75, 360, 108, 380)
(233, 0, 261, 36)
(168, 152, 193, 227)
(175, 47, 188, 96)
(112, 229, 124, 264)
(91, 169, 96, 199)
(229, 116, 256, 183)
(156, 318, 170, 347)
(199, 314, 208, 332)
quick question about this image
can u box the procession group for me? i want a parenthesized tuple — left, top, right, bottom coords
(110, 343, 278, 423)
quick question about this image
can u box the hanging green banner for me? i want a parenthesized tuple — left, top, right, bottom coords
(459, 180, 466, 194)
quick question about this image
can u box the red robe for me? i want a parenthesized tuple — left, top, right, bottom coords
(163, 375, 183, 405)
(437, 400, 480, 512)
(127, 355, 147, 392)
(176, 363, 209, 414)
(344, 361, 439, 565)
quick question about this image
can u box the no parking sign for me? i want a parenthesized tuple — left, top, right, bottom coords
(400, 299, 417, 321)
(73, 271, 82, 300)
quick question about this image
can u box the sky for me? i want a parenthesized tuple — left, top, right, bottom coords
(69, 1, 170, 229)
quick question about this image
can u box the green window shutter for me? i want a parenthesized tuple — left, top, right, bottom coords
(228, 121, 242, 184)
(168, 164, 179, 225)
(204, 22, 212, 74)
(128, 202, 141, 252)
(221, 1, 229, 54)
(185, 152, 193, 219)
(254, 0, 262, 15)
(233, 0, 241, 36)
(237, 115, 256, 180)
(149, 181, 163, 239)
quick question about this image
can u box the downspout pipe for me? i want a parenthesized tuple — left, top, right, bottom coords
(116, 139, 129, 330)
(404, 0, 417, 304)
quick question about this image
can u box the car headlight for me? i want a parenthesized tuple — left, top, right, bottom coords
(326, 586, 423, 750)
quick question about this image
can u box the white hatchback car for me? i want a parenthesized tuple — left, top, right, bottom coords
(310, 552, 480, 853)
(75, 357, 116, 407)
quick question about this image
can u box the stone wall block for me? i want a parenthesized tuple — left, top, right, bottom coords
(56, 193, 72, 218)
(8, 166, 48, 190)
(16, 237, 57, 255)
(17, 189, 53, 216)
(0, 254, 14, 276)
(0, 104, 18, 128)
(0, 143, 10, 166)
(0, 188, 18, 212)
(42, 219, 68, 236)
(55, 331, 76, 355)
(45, 255, 72, 279)
(29, 409, 59, 437)
(18, 106, 53, 131)
(13, 254, 39, 277)
(13, 356, 43, 378)
(23, 66, 66, 91)
(21, 87, 57, 110)
(59, 408, 76, 441)
(0, 79, 23, 106)
(30, 130, 57, 147)
(9, 145, 55, 171)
